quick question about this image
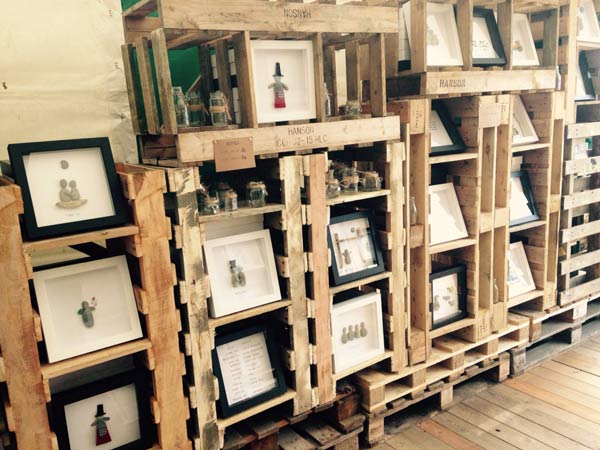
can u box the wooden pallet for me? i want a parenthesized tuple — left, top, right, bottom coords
(502, 92, 563, 312)
(302, 138, 407, 405)
(120, 0, 397, 163)
(357, 350, 514, 447)
(0, 166, 191, 449)
(405, 95, 507, 366)
(379, 0, 559, 98)
(157, 157, 312, 450)
(559, 118, 600, 305)
(509, 296, 600, 375)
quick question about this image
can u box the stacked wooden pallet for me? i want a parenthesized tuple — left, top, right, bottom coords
(120, 0, 406, 448)
(352, 0, 563, 445)
(0, 166, 191, 449)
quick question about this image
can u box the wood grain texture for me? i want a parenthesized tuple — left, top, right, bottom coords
(0, 185, 53, 449)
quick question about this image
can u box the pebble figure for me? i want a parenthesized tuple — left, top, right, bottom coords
(268, 63, 288, 109)
(360, 322, 367, 337)
(78, 300, 96, 328)
(91, 404, 112, 446)
(229, 260, 247, 287)
(341, 327, 348, 344)
(56, 178, 88, 209)
(342, 249, 352, 265)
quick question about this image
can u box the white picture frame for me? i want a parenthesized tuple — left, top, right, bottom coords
(33, 256, 143, 363)
(429, 110, 454, 148)
(429, 182, 469, 246)
(331, 291, 385, 374)
(512, 96, 539, 146)
(250, 40, 316, 124)
(204, 229, 282, 318)
(402, 2, 464, 67)
(512, 13, 539, 67)
(508, 241, 536, 298)
(577, 0, 600, 45)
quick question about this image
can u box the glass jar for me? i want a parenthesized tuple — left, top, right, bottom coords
(360, 170, 382, 192)
(326, 178, 341, 199)
(216, 182, 233, 207)
(246, 181, 268, 208)
(173, 86, 190, 128)
(186, 91, 209, 126)
(340, 167, 359, 194)
(209, 91, 231, 126)
(223, 189, 238, 212)
(199, 195, 220, 215)
(344, 100, 362, 116)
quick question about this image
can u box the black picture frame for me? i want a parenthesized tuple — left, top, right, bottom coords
(212, 324, 287, 418)
(472, 8, 507, 67)
(430, 101, 467, 156)
(327, 211, 386, 286)
(429, 263, 468, 330)
(576, 52, 596, 101)
(8, 137, 129, 240)
(51, 371, 152, 450)
(510, 170, 540, 227)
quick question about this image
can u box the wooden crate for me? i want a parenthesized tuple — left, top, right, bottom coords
(0, 166, 191, 450)
(120, 0, 398, 163)
(302, 138, 406, 406)
(355, 343, 520, 447)
(499, 92, 562, 312)
(404, 95, 505, 366)
(158, 157, 313, 450)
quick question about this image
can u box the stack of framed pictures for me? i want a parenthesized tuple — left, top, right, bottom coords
(51, 371, 152, 450)
(512, 96, 539, 146)
(204, 229, 282, 318)
(509, 171, 539, 227)
(576, 52, 596, 101)
(429, 182, 469, 246)
(429, 263, 468, 330)
(33, 255, 143, 363)
(7, 138, 128, 240)
(430, 101, 467, 156)
(472, 8, 507, 67)
(330, 290, 385, 374)
(212, 325, 287, 418)
(577, 0, 600, 45)
(507, 241, 537, 299)
(327, 211, 385, 286)
(401, 2, 463, 67)
(512, 13, 539, 67)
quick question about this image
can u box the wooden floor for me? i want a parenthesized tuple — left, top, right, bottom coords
(373, 336, 600, 450)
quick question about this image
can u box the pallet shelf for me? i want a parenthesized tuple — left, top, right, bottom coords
(0, 166, 191, 450)
(302, 138, 407, 406)
(159, 158, 312, 450)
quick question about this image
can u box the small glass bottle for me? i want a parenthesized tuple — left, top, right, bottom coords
(345, 100, 362, 116)
(246, 181, 268, 208)
(324, 82, 332, 117)
(409, 196, 418, 226)
(199, 194, 220, 215)
(173, 86, 190, 128)
(493, 278, 499, 304)
(223, 189, 238, 212)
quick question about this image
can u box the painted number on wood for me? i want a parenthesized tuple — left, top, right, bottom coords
(214, 137, 256, 172)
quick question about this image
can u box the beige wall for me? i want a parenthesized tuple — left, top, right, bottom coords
(0, 0, 136, 163)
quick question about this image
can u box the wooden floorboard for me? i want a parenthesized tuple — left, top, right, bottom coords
(371, 338, 600, 450)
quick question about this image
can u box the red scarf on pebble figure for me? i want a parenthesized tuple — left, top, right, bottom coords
(269, 62, 288, 109)
(92, 404, 112, 446)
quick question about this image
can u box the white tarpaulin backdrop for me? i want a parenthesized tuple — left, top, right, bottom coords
(0, 0, 136, 162)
